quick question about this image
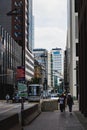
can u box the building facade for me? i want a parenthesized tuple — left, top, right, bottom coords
(51, 48, 63, 91)
(0, 0, 12, 35)
(47, 52, 52, 90)
(33, 48, 48, 87)
(0, 0, 34, 82)
(67, 0, 79, 98)
(34, 60, 45, 85)
(0, 25, 21, 98)
(78, 0, 87, 117)
(64, 50, 68, 92)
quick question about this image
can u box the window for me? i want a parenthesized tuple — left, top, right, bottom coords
(75, 0, 79, 12)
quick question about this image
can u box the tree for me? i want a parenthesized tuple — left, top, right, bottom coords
(28, 77, 41, 84)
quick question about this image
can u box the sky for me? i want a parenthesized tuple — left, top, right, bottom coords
(33, 0, 67, 52)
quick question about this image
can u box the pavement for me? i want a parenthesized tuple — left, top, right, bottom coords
(0, 100, 38, 121)
(24, 100, 87, 130)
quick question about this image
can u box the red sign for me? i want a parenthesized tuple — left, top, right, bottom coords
(16, 66, 25, 81)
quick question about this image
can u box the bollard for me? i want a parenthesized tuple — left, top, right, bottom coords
(21, 97, 24, 110)
(21, 97, 24, 129)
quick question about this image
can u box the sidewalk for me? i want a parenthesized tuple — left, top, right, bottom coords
(24, 100, 86, 130)
(74, 111, 87, 130)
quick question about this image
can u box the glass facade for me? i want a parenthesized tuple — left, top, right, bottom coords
(33, 48, 48, 83)
(0, 25, 22, 85)
(51, 48, 63, 88)
(28, 0, 33, 52)
(0, 0, 34, 98)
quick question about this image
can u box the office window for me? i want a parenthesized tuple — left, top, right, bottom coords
(75, 0, 79, 12)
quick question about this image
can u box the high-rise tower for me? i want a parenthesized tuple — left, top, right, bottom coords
(0, 0, 34, 81)
(51, 48, 63, 89)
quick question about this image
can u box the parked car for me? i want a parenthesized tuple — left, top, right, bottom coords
(51, 93, 59, 100)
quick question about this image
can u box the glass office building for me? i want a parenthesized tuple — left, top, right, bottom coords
(51, 48, 63, 88)
(0, 25, 21, 98)
(0, 0, 34, 81)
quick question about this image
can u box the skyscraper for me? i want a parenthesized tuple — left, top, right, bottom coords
(0, 25, 22, 98)
(51, 48, 63, 88)
(0, 0, 34, 81)
(67, 0, 78, 97)
(33, 48, 48, 78)
(51, 48, 63, 74)
(33, 49, 48, 84)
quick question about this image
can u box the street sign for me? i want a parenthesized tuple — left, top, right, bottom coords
(18, 82, 27, 91)
(16, 66, 25, 81)
(17, 82, 27, 97)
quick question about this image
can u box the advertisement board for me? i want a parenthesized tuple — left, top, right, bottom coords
(17, 82, 28, 97)
(16, 66, 25, 81)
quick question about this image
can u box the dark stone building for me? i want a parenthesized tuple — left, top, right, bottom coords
(78, 0, 87, 116)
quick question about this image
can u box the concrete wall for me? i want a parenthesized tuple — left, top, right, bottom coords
(0, 104, 41, 129)
(0, 113, 21, 130)
(21, 104, 41, 126)
(41, 99, 58, 111)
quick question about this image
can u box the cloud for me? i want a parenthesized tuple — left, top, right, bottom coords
(33, 0, 67, 51)
(33, 0, 67, 14)
(33, 0, 67, 27)
(34, 27, 66, 51)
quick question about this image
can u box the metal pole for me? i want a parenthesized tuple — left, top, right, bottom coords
(21, 97, 24, 129)
(13, 71, 15, 91)
(21, 97, 24, 110)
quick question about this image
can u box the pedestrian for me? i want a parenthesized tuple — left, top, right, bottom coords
(59, 94, 65, 112)
(6, 94, 10, 103)
(67, 93, 74, 114)
(63, 93, 67, 111)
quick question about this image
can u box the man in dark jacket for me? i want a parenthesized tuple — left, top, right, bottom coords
(67, 93, 73, 113)
(59, 94, 65, 112)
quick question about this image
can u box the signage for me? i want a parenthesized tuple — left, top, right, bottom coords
(17, 82, 28, 97)
(16, 66, 25, 81)
(53, 51, 60, 55)
(18, 82, 27, 91)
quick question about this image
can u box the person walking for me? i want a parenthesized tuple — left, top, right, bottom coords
(6, 94, 10, 103)
(67, 93, 74, 113)
(62, 93, 67, 111)
(59, 94, 65, 112)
